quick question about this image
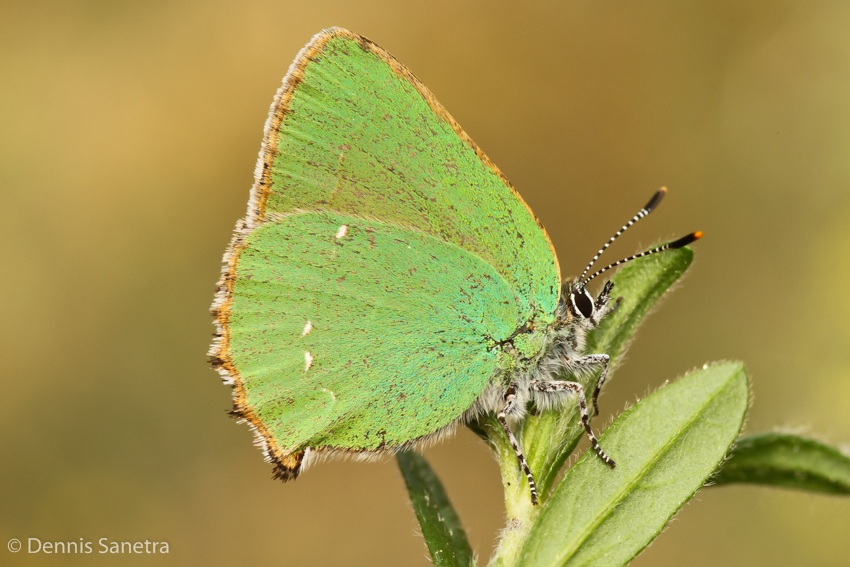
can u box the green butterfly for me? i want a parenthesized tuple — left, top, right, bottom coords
(209, 27, 699, 504)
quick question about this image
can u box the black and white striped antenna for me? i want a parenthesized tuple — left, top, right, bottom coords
(577, 187, 668, 284)
(581, 231, 703, 289)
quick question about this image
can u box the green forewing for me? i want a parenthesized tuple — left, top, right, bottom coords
(265, 32, 559, 314)
(230, 211, 521, 451)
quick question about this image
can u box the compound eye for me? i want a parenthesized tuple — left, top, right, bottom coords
(572, 290, 594, 319)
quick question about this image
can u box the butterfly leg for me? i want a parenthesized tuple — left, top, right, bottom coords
(498, 384, 539, 505)
(531, 378, 616, 469)
(573, 353, 611, 418)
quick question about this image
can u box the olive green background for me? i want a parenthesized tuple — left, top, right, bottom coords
(1, 1, 848, 565)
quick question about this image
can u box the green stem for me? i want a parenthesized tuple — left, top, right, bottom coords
(487, 418, 541, 566)
(467, 414, 539, 567)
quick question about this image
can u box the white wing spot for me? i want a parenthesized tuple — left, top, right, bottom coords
(304, 351, 314, 371)
(302, 320, 313, 336)
(336, 225, 348, 239)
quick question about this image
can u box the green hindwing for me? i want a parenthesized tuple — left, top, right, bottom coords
(213, 28, 561, 476)
(231, 211, 520, 451)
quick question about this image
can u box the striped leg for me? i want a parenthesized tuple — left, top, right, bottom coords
(531, 379, 616, 469)
(561, 354, 611, 418)
(497, 384, 539, 505)
(579, 354, 610, 418)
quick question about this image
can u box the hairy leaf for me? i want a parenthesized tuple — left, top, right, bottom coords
(518, 362, 748, 567)
(711, 432, 850, 494)
(584, 246, 694, 363)
(529, 246, 695, 499)
(486, 246, 698, 567)
(397, 450, 476, 567)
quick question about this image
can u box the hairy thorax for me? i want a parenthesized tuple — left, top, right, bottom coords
(481, 289, 597, 417)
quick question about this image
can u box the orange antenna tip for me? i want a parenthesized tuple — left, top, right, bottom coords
(668, 232, 703, 249)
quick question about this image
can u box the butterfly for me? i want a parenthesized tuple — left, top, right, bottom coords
(209, 27, 700, 504)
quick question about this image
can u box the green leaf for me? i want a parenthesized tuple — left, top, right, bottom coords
(517, 362, 748, 567)
(396, 450, 476, 567)
(584, 245, 694, 363)
(485, 245, 698, 567)
(711, 432, 850, 495)
(525, 246, 695, 500)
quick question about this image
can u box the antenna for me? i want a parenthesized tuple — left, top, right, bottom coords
(581, 231, 703, 289)
(577, 187, 668, 283)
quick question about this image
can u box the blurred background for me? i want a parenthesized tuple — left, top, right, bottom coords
(2, 0, 849, 565)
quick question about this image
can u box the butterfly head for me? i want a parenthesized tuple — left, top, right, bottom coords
(554, 278, 602, 327)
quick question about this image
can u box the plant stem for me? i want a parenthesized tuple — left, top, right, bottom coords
(479, 415, 542, 567)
